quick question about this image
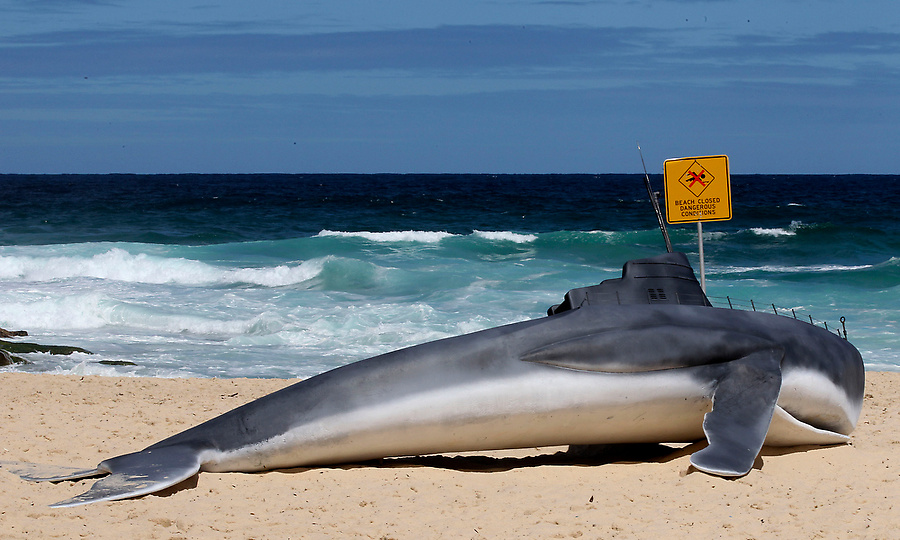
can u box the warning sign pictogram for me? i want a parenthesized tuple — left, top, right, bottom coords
(678, 161, 714, 197)
(664, 155, 731, 223)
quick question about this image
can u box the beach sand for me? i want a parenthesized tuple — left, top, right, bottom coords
(1, 371, 897, 539)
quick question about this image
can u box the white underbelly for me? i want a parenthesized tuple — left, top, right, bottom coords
(202, 369, 714, 472)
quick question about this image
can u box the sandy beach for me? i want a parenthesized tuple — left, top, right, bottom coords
(1, 371, 897, 539)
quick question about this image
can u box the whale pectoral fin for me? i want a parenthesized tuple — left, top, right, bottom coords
(49, 445, 202, 508)
(0, 461, 105, 482)
(520, 326, 774, 373)
(690, 349, 783, 477)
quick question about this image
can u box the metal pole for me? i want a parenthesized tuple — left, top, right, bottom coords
(697, 221, 706, 292)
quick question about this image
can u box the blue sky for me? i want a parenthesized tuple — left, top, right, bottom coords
(1, 1, 897, 174)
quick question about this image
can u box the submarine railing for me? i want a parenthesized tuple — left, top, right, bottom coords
(706, 295, 848, 340)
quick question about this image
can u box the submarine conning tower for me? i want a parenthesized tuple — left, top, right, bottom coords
(548, 252, 712, 315)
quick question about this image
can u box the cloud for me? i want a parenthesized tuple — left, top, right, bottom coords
(0, 25, 654, 78)
(2, 24, 896, 90)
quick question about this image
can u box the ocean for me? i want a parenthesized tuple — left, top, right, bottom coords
(0, 173, 897, 378)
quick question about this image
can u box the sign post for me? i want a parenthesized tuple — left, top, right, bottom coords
(663, 155, 732, 292)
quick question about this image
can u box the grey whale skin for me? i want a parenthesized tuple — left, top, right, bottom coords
(2, 253, 865, 507)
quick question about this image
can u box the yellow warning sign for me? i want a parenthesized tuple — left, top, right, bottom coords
(664, 155, 732, 223)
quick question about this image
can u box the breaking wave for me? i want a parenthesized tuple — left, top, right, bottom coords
(0, 248, 327, 288)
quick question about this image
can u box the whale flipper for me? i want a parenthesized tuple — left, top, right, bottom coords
(48, 445, 202, 508)
(690, 349, 784, 476)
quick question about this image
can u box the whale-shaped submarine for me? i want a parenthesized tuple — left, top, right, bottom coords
(2, 251, 865, 507)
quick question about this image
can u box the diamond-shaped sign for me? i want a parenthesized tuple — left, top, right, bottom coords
(677, 160, 715, 197)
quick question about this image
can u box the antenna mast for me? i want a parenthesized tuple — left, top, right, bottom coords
(638, 144, 673, 253)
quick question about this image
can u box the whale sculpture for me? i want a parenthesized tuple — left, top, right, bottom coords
(2, 252, 865, 507)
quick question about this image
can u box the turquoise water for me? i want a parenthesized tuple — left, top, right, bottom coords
(0, 174, 896, 376)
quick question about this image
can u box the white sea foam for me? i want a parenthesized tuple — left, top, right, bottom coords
(0, 291, 290, 336)
(316, 229, 541, 244)
(473, 230, 538, 243)
(720, 263, 873, 275)
(0, 248, 208, 283)
(750, 227, 795, 237)
(316, 230, 456, 243)
(108, 307, 277, 336)
(227, 260, 326, 287)
(749, 220, 804, 237)
(1, 293, 113, 330)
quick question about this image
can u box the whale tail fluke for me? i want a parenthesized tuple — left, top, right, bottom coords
(0, 461, 105, 482)
(3, 444, 203, 508)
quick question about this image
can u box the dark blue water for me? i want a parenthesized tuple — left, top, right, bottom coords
(2, 174, 893, 242)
